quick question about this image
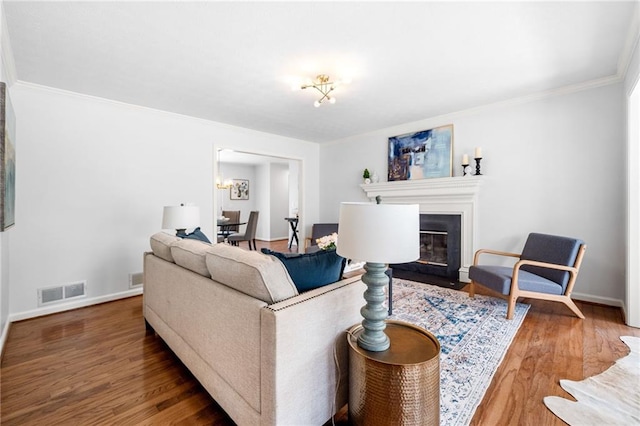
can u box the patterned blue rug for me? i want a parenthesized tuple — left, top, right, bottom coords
(387, 279, 530, 426)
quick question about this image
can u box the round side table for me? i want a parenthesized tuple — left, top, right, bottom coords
(348, 320, 440, 426)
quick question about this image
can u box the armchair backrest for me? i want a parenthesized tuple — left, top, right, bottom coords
(310, 223, 339, 247)
(520, 233, 584, 290)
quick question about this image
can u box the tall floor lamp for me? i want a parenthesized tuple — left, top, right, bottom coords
(337, 201, 419, 352)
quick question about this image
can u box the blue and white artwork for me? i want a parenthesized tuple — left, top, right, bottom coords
(0, 82, 15, 231)
(388, 125, 453, 181)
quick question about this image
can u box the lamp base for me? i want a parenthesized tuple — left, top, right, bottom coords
(358, 262, 391, 352)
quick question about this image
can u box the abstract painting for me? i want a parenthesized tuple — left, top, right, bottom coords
(230, 179, 249, 200)
(388, 124, 453, 181)
(0, 82, 16, 231)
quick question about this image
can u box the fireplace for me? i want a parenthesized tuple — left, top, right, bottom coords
(392, 214, 461, 280)
(360, 176, 482, 282)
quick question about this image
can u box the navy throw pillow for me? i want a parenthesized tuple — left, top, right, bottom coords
(261, 248, 346, 292)
(177, 227, 211, 244)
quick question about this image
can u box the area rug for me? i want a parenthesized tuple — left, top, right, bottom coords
(543, 335, 640, 425)
(387, 279, 530, 426)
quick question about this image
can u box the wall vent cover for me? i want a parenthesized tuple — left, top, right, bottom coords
(38, 281, 87, 306)
(129, 272, 143, 288)
(40, 287, 63, 305)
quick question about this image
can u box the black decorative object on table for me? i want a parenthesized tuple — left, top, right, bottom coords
(474, 157, 482, 175)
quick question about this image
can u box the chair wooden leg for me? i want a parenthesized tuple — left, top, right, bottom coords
(469, 280, 476, 298)
(563, 297, 585, 319)
(506, 296, 517, 320)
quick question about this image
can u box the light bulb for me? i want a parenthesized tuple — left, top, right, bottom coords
(329, 97, 336, 104)
(314, 100, 321, 108)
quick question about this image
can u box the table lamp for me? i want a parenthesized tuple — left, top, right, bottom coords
(162, 204, 200, 235)
(337, 201, 419, 352)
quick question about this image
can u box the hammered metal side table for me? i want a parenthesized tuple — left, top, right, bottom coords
(348, 320, 440, 426)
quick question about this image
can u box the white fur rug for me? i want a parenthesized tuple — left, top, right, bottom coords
(544, 336, 640, 425)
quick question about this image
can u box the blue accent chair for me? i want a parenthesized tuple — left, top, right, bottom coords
(468, 233, 587, 319)
(304, 223, 339, 253)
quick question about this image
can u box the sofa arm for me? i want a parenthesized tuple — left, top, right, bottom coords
(260, 276, 366, 426)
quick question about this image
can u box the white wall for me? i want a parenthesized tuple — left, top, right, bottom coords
(624, 29, 640, 327)
(8, 82, 320, 316)
(219, 162, 290, 242)
(0, 3, 9, 343)
(270, 163, 289, 240)
(320, 83, 626, 305)
(218, 162, 257, 225)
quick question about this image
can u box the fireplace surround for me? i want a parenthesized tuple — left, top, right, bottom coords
(392, 213, 461, 280)
(360, 176, 482, 282)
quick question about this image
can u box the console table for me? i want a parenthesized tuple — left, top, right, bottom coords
(284, 217, 299, 248)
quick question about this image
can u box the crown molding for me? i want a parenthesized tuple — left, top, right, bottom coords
(326, 74, 622, 146)
(14, 80, 313, 145)
(617, 1, 640, 80)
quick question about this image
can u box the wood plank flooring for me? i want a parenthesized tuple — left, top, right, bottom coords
(2, 239, 639, 425)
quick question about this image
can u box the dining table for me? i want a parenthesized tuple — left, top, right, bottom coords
(217, 219, 247, 240)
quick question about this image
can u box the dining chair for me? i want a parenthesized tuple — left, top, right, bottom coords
(218, 210, 240, 240)
(228, 211, 259, 250)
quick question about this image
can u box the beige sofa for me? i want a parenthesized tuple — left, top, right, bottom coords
(143, 232, 366, 425)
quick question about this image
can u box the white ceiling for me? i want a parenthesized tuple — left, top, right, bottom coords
(3, 1, 639, 143)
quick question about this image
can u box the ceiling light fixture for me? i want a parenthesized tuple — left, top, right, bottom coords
(216, 177, 233, 189)
(300, 74, 341, 107)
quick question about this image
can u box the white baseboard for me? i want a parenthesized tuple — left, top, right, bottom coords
(257, 237, 291, 243)
(572, 292, 623, 308)
(9, 287, 143, 323)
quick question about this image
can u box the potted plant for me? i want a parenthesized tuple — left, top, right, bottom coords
(363, 168, 371, 184)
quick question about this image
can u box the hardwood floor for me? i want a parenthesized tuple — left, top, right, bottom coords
(2, 239, 638, 425)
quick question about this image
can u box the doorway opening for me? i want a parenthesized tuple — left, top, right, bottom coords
(215, 149, 302, 247)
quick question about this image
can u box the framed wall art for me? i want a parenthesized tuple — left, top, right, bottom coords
(0, 82, 16, 231)
(230, 179, 249, 200)
(388, 124, 453, 181)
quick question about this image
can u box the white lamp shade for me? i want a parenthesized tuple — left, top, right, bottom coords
(337, 202, 420, 264)
(162, 205, 200, 230)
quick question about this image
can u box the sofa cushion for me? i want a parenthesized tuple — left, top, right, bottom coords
(150, 232, 181, 263)
(170, 239, 213, 277)
(262, 248, 347, 292)
(206, 244, 298, 303)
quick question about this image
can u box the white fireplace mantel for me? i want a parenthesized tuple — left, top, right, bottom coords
(360, 176, 483, 282)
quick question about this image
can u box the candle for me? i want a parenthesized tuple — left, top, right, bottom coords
(475, 147, 482, 158)
(462, 154, 469, 165)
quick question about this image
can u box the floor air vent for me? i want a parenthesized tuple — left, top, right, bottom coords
(38, 281, 87, 306)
